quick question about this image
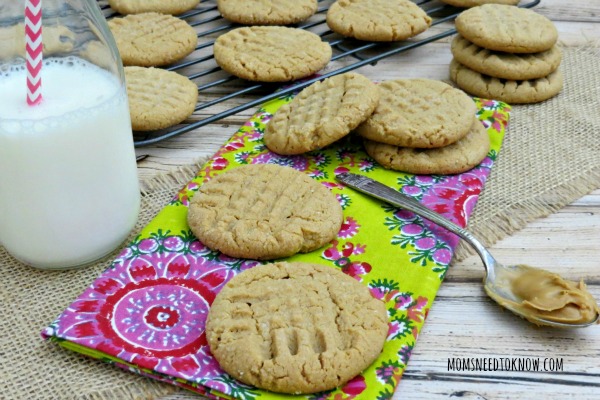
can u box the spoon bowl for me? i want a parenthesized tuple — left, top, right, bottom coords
(483, 264, 599, 328)
(336, 172, 599, 328)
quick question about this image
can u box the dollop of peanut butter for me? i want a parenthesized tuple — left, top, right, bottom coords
(498, 265, 599, 326)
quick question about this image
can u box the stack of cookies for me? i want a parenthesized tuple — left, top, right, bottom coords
(264, 73, 489, 175)
(450, 4, 563, 104)
(357, 79, 490, 175)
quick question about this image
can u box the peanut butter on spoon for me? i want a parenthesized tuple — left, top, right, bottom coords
(492, 265, 600, 326)
(336, 172, 600, 328)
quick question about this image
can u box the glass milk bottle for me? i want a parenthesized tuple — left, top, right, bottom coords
(0, 0, 140, 269)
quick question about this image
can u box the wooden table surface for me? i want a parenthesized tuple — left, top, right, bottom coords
(134, 1, 600, 399)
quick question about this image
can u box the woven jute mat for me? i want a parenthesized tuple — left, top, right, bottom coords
(1, 46, 599, 400)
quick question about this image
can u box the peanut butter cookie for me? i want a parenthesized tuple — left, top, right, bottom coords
(439, 0, 519, 7)
(108, 13, 197, 67)
(451, 34, 562, 81)
(357, 79, 476, 148)
(124, 66, 198, 131)
(217, 0, 317, 25)
(264, 73, 379, 155)
(326, 0, 431, 42)
(0, 24, 75, 59)
(364, 117, 490, 175)
(187, 164, 343, 260)
(455, 4, 558, 53)
(108, 0, 200, 15)
(213, 26, 332, 82)
(206, 261, 388, 394)
(449, 59, 564, 104)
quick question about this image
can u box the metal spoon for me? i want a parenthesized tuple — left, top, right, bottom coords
(336, 172, 599, 328)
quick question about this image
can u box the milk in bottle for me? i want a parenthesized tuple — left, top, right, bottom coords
(0, 57, 140, 269)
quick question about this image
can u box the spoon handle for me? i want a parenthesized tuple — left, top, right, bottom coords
(336, 172, 497, 275)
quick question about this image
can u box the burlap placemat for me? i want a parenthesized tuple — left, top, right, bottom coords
(453, 44, 600, 260)
(1, 46, 599, 400)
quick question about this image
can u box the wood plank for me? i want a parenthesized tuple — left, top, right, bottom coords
(445, 194, 600, 283)
(534, 0, 600, 23)
(394, 198, 600, 399)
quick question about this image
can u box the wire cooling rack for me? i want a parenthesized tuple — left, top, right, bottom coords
(99, 0, 541, 147)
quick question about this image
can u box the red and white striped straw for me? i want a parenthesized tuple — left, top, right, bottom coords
(25, 0, 43, 106)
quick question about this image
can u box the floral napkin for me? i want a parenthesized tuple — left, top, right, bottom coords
(43, 95, 510, 400)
